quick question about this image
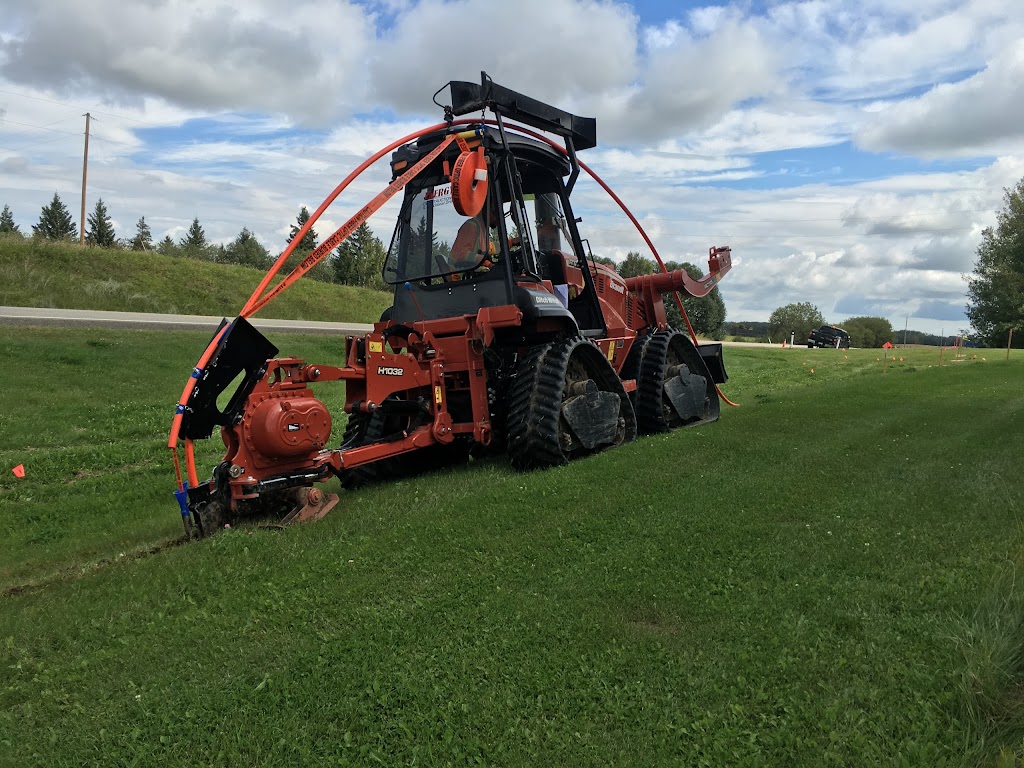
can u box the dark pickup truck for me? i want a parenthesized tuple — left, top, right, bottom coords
(807, 325, 851, 349)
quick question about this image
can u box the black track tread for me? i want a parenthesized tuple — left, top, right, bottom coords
(506, 342, 566, 470)
(506, 338, 636, 471)
(635, 329, 720, 435)
(635, 331, 674, 434)
(338, 412, 383, 489)
(619, 331, 653, 409)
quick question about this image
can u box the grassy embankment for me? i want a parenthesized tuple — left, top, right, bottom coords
(0, 234, 391, 322)
(2, 326, 1023, 766)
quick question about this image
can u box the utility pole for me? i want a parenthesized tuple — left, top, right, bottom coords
(80, 112, 91, 246)
(903, 315, 909, 347)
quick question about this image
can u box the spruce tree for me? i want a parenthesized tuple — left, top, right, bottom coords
(224, 228, 271, 268)
(287, 206, 318, 253)
(285, 206, 332, 280)
(0, 204, 21, 236)
(180, 217, 207, 248)
(85, 198, 117, 247)
(32, 192, 78, 241)
(179, 217, 210, 259)
(335, 222, 386, 289)
(130, 217, 153, 251)
(157, 235, 178, 257)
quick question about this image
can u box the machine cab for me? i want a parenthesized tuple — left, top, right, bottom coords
(381, 128, 605, 338)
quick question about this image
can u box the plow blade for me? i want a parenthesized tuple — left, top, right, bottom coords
(281, 486, 340, 524)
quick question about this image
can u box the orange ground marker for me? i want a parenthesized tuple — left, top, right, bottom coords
(12, 464, 25, 478)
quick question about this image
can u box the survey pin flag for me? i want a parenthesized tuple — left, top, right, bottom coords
(12, 464, 25, 478)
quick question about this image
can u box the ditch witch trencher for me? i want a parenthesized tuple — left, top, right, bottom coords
(168, 73, 734, 536)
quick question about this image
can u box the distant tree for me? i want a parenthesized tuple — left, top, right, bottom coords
(967, 177, 1024, 348)
(223, 228, 271, 268)
(85, 198, 117, 247)
(768, 302, 825, 343)
(0, 204, 21, 236)
(663, 261, 726, 339)
(617, 251, 656, 278)
(32, 192, 78, 241)
(839, 316, 894, 348)
(179, 217, 207, 249)
(179, 217, 215, 260)
(130, 217, 153, 251)
(591, 254, 616, 267)
(157, 235, 178, 257)
(898, 329, 950, 347)
(283, 205, 334, 280)
(287, 206, 318, 253)
(724, 321, 770, 339)
(335, 223, 386, 289)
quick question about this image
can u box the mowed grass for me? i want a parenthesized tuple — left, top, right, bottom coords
(0, 327, 350, 588)
(1, 333, 1023, 766)
(0, 235, 391, 322)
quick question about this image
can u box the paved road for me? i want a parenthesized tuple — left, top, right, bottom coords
(0, 306, 373, 336)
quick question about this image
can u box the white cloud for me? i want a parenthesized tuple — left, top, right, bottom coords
(599, 16, 782, 143)
(857, 39, 1024, 156)
(0, 0, 373, 122)
(370, 0, 640, 116)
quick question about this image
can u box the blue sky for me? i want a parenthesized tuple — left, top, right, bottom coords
(2, 0, 1023, 334)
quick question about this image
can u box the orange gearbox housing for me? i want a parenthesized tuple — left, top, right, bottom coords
(246, 395, 332, 462)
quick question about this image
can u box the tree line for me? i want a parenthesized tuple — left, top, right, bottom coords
(6, 172, 1020, 344)
(725, 320, 954, 347)
(0, 193, 388, 291)
(765, 303, 895, 348)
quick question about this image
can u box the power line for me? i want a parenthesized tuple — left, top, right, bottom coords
(0, 86, 169, 129)
(2, 116, 142, 152)
(1, 116, 82, 138)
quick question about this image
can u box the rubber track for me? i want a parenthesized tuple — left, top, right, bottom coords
(619, 330, 652, 408)
(506, 342, 565, 470)
(635, 330, 675, 434)
(506, 338, 636, 470)
(338, 412, 384, 489)
(635, 330, 719, 434)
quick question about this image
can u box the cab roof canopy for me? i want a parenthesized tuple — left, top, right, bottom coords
(446, 76, 597, 151)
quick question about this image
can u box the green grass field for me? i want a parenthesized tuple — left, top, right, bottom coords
(1, 330, 1022, 766)
(0, 235, 391, 323)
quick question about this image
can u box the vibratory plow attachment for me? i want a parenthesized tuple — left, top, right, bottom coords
(174, 316, 343, 536)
